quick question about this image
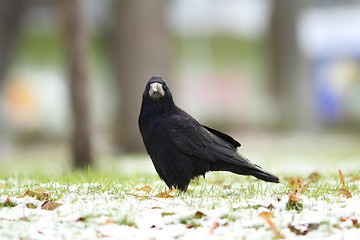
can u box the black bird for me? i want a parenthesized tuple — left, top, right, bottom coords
(139, 76, 279, 191)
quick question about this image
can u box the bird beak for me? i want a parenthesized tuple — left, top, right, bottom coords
(149, 83, 165, 99)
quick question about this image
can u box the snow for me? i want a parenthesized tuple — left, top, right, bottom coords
(1, 180, 360, 240)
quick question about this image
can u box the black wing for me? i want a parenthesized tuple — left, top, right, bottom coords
(165, 113, 254, 168)
(202, 125, 241, 148)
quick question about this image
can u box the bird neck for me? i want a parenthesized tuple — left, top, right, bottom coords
(141, 97, 176, 115)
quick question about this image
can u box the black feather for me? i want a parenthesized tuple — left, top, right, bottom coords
(139, 76, 279, 191)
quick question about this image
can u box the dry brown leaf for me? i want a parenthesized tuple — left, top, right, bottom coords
(126, 193, 149, 200)
(267, 203, 275, 210)
(259, 211, 275, 219)
(41, 201, 63, 210)
(76, 217, 86, 222)
(0, 184, 6, 189)
(24, 190, 50, 201)
(26, 203, 37, 209)
(337, 189, 352, 199)
(104, 218, 115, 224)
(154, 192, 175, 198)
(4, 197, 15, 207)
(297, 184, 309, 194)
(307, 172, 321, 182)
(340, 217, 358, 226)
(289, 177, 302, 188)
(260, 214, 286, 239)
(19, 217, 30, 222)
(161, 212, 175, 217)
(338, 170, 346, 188)
(288, 192, 302, 202)
(194, 211, 206, 219)
(288, 223, 320, 235)
(134, 186, 152, 193)
(350, 176, 360, 182)
(209, 222, 219, 234)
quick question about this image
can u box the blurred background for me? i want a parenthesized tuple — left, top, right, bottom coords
(0, 0, 359, 175)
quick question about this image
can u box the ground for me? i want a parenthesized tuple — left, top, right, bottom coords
(0, 133, 359, 239)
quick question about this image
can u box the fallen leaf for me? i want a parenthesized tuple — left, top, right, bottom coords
(194, 211, 206, 219)
(26, 203, 37, 209)
(289, 177, 302, 188)
(260, 214, 286, 239)
(41, 201, 62, 210)
(0, 184, 5, 189)
(337, 189, 352, 199)
(134, 186, 152, 193)
(19, 217, 30, 222)
(288, 223, 320, 235)
(4, 197, 16, 207)
(349, 176, 360, 182)
(338, 170, 346, 188)
(267, 203, 275, 210)
(161, 212, 175, 217)
(297, 184, 309, 194)
(209, 222, 219, 234)
(307, 172, 321, 182)
(151, 206, 161, 209)
(126, 193, 149, 200)
(288, 192, 302, 202)
(340, 217, 359, 227)
(352, 219, 358, 227)
(24, 190, 50, 201)
(154, 192, 175, 198)
(104, 218, 115, 224)
(286, 192, 303, 212)
(259, 211, 275, 219)
(267, 204, 275, 210)
(76, 217, 86, 222)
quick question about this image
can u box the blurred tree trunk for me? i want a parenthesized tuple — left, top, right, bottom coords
(268, 0, 314, 129)
(0, 0, 28, 83)
(0, 0, 28, 153)
(113, 0, 171, 152)
(61, 0, 93, 168)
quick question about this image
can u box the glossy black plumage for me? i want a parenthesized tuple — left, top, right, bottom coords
(139, 76, 279, 191)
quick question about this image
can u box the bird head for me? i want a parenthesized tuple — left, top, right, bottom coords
(144, 76, 173, 102)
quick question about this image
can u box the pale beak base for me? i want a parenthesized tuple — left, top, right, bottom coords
(149, 83, 165, 99)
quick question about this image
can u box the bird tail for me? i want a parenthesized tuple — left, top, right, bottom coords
(247, 167, 279, 183)
(210, 161, 279, 183)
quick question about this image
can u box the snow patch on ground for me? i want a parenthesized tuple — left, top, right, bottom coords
(1, 180, 360, 239)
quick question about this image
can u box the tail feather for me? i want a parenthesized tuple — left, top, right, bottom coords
(249, 168, 279, 183)
(210, 161, 279, 183)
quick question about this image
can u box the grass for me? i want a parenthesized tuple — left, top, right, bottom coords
(0, 167, 359, 239)
(1, 134, 359, 239)
(1, 168, 359, 207)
